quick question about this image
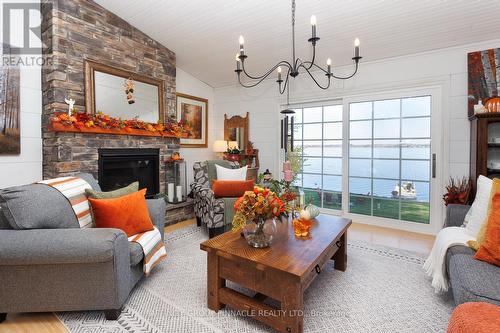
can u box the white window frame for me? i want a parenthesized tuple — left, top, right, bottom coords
(281, 86, 443, 235)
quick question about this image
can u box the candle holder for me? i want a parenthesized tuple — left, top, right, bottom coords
(165, 159, 187, 204)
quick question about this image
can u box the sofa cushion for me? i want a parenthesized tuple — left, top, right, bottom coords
(447, 245, 475, 257)
(448, 249, 500, 305)
(86, 181, 139, 199)
(464, 175, 492, 237)
(129, 242, 144, 266)
(474, 192, 500, 266)
(89, 189, 154, 237)
(0, 208, 11, 229)
(0, 184, 79, 229)
(447, 302, 500, 333)
(77, 172, 101, 191)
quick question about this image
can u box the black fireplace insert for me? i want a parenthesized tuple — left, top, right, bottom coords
(98, 148, 159, 198)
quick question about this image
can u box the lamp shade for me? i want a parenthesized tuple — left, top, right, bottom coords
(212, 140, 228, 152)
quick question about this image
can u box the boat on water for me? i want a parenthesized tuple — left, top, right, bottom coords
(392, 181, 417, 200)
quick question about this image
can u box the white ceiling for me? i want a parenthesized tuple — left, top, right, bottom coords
(96, 0, 500, 88)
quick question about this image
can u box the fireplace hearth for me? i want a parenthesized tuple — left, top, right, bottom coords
(98, 148, 160, 198)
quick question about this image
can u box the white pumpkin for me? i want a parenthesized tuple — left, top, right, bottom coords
(299, 209, 311, 220)
(305, 203, 320, 218)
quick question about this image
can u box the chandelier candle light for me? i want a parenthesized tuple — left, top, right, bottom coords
(234, 0, 362, 97)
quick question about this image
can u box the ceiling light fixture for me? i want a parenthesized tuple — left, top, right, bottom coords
(234, 0, 362, 112)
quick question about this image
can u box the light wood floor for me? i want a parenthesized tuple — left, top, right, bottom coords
(0, 218, 435, 333)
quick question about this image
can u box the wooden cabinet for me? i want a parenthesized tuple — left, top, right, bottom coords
(470, 113, 500, 185)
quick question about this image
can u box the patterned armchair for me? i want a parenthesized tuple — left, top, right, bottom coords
(191, 160, 239, 238)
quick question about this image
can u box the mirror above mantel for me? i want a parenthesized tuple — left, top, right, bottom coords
(84, 60, 165, 123)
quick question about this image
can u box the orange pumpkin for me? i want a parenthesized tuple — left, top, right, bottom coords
(485, 97, 500, 113)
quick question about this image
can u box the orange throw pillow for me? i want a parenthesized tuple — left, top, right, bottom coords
(475, 192, 500, 266)
(88, 189, 154, 237)
(212, 180, 254, 198)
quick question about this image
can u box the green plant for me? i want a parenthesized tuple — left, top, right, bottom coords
(287, 144, 303, 178)
(226, 147, 241, 154)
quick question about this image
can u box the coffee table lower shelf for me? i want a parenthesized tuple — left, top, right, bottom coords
(204, 231, 348, 333)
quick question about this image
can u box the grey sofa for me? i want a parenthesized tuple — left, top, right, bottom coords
(0, 173, 166, 322)
(445, 204, 500, 306)
(191, 160, 240, 238)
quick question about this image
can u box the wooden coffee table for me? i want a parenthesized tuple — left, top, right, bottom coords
(200, 214, 351, 333)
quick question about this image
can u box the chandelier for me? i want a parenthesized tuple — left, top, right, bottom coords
(234, 0, 362, 101)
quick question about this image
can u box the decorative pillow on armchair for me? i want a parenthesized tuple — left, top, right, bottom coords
(88, 189, 154, 237)
(212, 180, 254, 198)
(215, 164, 247, 180)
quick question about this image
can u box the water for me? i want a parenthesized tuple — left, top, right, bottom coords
(298, 145, 431, 202)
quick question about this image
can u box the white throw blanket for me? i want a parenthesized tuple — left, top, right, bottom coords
(423, 227, 475, 293)
(128, 227, 167, 276)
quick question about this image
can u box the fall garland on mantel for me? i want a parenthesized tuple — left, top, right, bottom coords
(49, 111, 191, 138)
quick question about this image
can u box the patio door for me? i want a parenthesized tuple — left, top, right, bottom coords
(343, 88, 442, 230)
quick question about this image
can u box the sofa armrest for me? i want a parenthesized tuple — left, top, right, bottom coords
(0, 228, 129, 266)
(146, 198, 166, 239)
(445, 204, 471, 228)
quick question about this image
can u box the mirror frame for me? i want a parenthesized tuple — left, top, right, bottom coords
(224, 112, 249, 150)
(84, 59, 165, 123)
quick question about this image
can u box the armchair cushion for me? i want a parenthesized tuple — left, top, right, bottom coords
(0, 228, 128, 266)
(0, 184, 79, 230)
(215, 164, 248, 180)
(207, 160, 238, 183)
(212, 180, 253, 198)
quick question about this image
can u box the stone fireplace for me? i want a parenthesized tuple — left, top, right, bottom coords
(40, 0, 177, 194)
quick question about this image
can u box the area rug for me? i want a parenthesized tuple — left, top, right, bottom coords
(57, 225, 454, 333)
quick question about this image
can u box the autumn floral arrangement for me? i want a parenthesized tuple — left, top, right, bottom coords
(50, 111, 191, 138)
(232, 186, 288, 247)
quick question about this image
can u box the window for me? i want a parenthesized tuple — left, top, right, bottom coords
(348, 96, 431, 223)
(293, 104, 343, 210)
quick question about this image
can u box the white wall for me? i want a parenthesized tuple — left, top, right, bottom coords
(0, 66, 42, 188)
(176, 68, 217, 183)
(215, 40, 500, 177)
(0, 0, 43, 188)
(213, 39, 500, 233)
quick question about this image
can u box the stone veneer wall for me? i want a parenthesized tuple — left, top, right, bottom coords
(41, 0, 177, 193)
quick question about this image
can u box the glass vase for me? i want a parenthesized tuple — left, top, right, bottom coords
(243, 217, 277, 248)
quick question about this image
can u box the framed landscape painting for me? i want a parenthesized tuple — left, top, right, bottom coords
(468, 48, 500, 117)
(0, 66, 20, 155)
(176, 93, 208, 148)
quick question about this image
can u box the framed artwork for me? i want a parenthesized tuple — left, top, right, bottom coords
(468, 48, 500, 117)
(176, 93, 208, 147)
(0, 66, 20, 155)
